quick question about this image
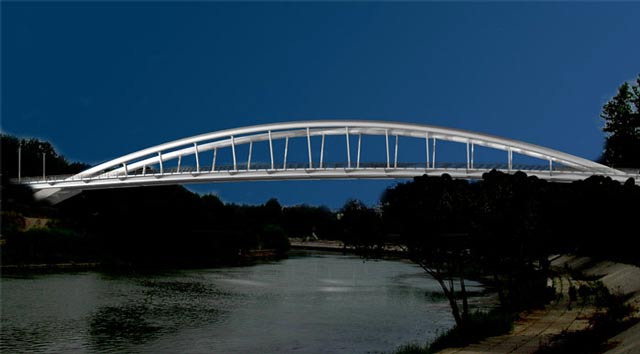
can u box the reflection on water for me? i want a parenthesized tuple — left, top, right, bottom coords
(1, 251, 489, 353)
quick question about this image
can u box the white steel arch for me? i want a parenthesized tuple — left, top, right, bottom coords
(19, 120, 637, 204)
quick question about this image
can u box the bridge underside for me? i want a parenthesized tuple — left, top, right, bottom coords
(27, 166, 638, 204)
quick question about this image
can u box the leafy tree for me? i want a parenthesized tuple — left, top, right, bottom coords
(473, 171, 555, 309)
(263, 198, 283, 225)
(260, 224, 290, 254)
(600, 75, 640, 168)
(282, 204, 337, 239)
(339, 199, 383, 253)
(1, 134, 90, 179)
(381, 175, 474, 327)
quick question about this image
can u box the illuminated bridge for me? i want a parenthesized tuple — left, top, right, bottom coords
(16, 120, 639, 204)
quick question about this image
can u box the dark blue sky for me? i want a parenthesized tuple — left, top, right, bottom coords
(2, 2, 639, 208)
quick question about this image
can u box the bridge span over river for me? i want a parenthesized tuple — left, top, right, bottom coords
(16, 120, 639, 204)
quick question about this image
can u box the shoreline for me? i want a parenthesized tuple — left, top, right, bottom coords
(434, 255, 640, 354)
(1, 262, 101, 273)
(289, 238, 354, 252)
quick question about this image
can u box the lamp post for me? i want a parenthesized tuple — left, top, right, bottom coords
(17, 141, 22, 182)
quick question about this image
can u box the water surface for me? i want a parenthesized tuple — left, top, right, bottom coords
(1, 251, 485, 353)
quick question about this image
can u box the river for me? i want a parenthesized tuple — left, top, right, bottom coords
(1, 251, 487, 353)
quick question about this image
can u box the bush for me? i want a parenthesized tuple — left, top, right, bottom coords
(391, 343, 432, 354)
(428, 309, 517, 352)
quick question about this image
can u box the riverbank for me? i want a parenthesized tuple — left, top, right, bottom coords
(431, 255, 640, 354)
(0, 249, 284, 274)
(289, 238, 353, 252)
(559, 255, 640, 354)
(1, 262, 100, 273)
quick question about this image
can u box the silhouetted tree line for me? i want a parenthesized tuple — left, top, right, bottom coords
(2, 183, 340, 267)
(341, 171, 639, 328)
(1, 134, 90, 179)
(1, 134, 339, 268)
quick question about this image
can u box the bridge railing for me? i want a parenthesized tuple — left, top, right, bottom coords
(14, 162, 599, 185)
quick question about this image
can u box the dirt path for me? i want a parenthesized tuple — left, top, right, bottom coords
(438, 256, 640, 354)
(438, 271, 596, 354)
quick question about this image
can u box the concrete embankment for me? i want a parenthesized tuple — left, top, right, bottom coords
(437, 255, 640, 354)
(556, 255, 640, 354)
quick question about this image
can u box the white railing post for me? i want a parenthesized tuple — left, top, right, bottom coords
(158, 151, 164, 174)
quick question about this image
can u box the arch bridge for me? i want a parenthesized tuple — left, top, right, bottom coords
(17, 120, 639, 204)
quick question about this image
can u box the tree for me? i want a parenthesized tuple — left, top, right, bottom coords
(380, 175, 474, 327)
(473, 170, 555, 309)
(600, 75, 640, 168)
(339, 199, 383, 254)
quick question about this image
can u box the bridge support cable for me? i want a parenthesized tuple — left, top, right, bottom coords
(385, 129, 390, 168)
(426, 133, 430, 169)
(357, 133, 362, 169)
(211, 148, 217, 172)
(158, 152, 164, 174)
(194, 143, 200, 173)
(320, 133, 325, 168)
(432, 138, 437, 169)
(471, 143, 475, 169)
(231, 135, 237, 171)
(283, 136, 289, 170)
(549, 159, 553, 175)
(345, 127, 351, 168)
(247, 141, 253, 170)
(466, 141, 470, 170)
(394, 135, 399, 169)
(306, 127, 313, 168)
(268, 130, 274, 170)
(122, 163, 128, 177)
(177, 155, 182, 173)
(508, 148, 513, 171)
